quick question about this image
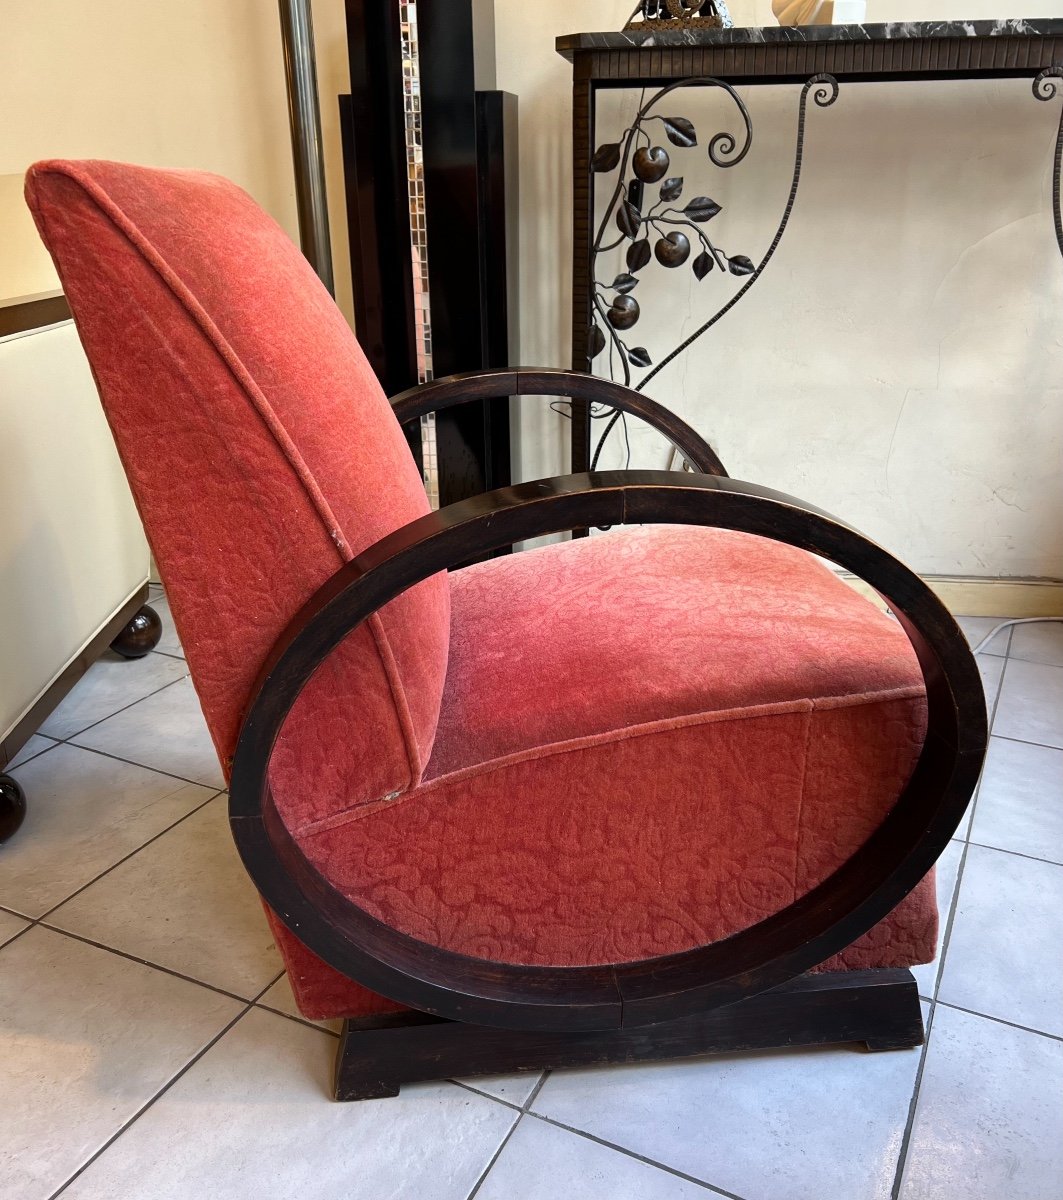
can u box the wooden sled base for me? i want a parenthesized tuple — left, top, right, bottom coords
(333, 967, 923, 1102)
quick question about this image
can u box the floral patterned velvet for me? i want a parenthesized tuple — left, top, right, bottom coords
(27, 160, 935, 1025)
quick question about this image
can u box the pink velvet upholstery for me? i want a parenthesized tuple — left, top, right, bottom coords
(27, 159, 936, 1026)
(25, 160, 450, 826)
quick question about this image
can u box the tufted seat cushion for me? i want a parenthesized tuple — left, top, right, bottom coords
(268, 523, 936, 1019)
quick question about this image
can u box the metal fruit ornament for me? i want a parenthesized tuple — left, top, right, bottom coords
(607, 294, 641, 330)
(655, 230, 691, 267)
(633, 146, 670, 183)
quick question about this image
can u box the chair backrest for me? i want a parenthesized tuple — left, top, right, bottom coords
(26, 160, 450, 825)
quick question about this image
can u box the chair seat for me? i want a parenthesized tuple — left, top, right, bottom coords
(270, 525, 937, 1019)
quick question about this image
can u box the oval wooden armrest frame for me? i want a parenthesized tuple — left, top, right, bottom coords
(230, 449, 985, 1034)
(390, 367, 729, 478)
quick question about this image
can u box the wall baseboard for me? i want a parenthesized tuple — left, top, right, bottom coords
(840, 575, 1063, 618)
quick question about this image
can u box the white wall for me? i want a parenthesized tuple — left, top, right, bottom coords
(0, 0, 352, 322)
(496, 0, 1063, 580)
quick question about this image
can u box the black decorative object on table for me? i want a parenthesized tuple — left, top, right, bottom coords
(626, 1, 733, 30)
(560, 19, 1063, 477)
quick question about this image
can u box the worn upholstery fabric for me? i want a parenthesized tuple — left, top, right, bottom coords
(25, 160, 449, 825)
(28, 160, 936, 1025)
(274, 527, 935, 1019)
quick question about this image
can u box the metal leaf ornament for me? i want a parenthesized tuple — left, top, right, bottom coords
(583, 72, 840, 474)
(586, 76, 755, 389)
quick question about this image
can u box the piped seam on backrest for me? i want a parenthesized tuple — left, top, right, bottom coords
(27, 163, 427, 788)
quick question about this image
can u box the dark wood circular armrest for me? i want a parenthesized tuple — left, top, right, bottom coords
(390, 368, 727, 477)
(230, 470, 986, 1033)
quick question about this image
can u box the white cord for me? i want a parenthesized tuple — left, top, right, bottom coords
(971, 617, 1063, 656)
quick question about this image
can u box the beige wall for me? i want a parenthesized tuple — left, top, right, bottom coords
(3, 2, 1060, 582)
(1, 0, 352, 321)
(496, 1, 1063, 581)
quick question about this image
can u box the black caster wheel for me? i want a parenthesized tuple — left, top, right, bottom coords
(0, 774, 27, 843)
(110, 604, 163, 659)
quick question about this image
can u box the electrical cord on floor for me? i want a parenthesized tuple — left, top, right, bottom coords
(971, 617, 1063, 655)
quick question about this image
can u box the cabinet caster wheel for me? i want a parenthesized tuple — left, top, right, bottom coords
(110, 604, 162, 659)
(0, 774, 27, 843)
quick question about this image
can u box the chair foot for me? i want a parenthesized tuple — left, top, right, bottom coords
(110, 604, 162, 659)
(0, 774, 27, 843)
(330, 968, 924, 1101)
(864, 1032, 925, 1052)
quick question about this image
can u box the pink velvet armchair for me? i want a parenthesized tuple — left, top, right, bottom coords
(26, 159, 987, 1101)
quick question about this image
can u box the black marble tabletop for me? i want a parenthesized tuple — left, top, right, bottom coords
(558, 19, 1063, 56)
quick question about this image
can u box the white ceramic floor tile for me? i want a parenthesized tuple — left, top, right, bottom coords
(6, 735, 56, 770)
(1007, 619, 1063, 668)
(71, 675, 223, 788)
(148, 595, 184, 659)
(939, 843, 1063, 1037)
(899, 1004, 1063, 1200)
(956, 616, 1010, 656)
(255, 976, 546, 1104)
(0, 926, 239, 1200)
(61, 1006, 517, 1200)
(479, 1115, 711, 1199)
(992, 659, 1063, 749)
(970, 737, 1063, 865)
(0, 908, 29, 947)
(458, 1071, 545, 1108)
(0, 744, 213, 917)
(257, 973, 341, 1034)
(911, 839, 964, 1000)
(977, 652, 1005, 717)
(48, 796, 281, 999)
(532, 1038, 922, 1200)
(255, 979, 546, 1106)
(40, 652, 188, 740)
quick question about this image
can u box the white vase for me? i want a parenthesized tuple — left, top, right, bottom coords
(772, 0, 867, 24)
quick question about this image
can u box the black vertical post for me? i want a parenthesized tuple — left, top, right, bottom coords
(340, 0, 516, 510)
(570, 72, 596, 483)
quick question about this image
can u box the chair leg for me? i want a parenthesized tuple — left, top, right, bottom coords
(110, 604, 163, 659)
(0, 774, 27, 844)
(331, 967, 923, 1102)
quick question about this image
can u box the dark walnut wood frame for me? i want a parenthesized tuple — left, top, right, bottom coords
(228, 368, 987, 1100)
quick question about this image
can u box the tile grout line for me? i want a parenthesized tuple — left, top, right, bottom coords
(33, 921, 265, 1008)
(445, 1067, 554, 1200)
(33, 790, 225, 924)
(520, 1109, 747, 1199)
(934, 998, 1063, 1044)
(0, 791, 226, 970)
(254, 1000, 341, 1039)
(46, 970, 285, 1200)
(890, 999, 939, 1200)
(462, 1112, 525, 1200)
(36, 667, 191, 747)
(964, 839, 1063, 869)
(986, 731, 1063, 754)
(58, 740, 222, 791)
(889, 630, 1013, 1199)
(4, 734, 62, 772)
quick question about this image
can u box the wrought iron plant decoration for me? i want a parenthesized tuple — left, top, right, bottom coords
(585, 73, 839, 467)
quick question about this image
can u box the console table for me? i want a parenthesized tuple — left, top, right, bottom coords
(557, 19, 1063, 472)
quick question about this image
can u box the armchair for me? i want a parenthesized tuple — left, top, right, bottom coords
(26, 159, 987, 1102)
